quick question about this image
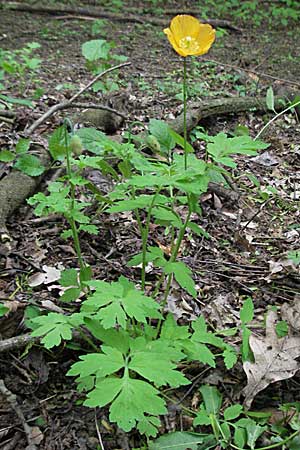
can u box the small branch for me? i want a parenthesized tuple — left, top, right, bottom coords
(203, 57, 300, 88)
(25, 62, 131, 135)
(3, 3, 241, 31)
(68, 62, 131, 103)
(0, 333, 39, 352)
(0, 379, 38, 450)
(94, 409, 105, 450)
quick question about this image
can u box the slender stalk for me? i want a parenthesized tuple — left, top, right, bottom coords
(255, 99, 300, 140)
(136, 189, 160, 291)
(64, 126, 85, 274)
(230, 429, 300, 450)
(183, 57, 188, 170)
(161, 205, 192, 306)
(154, 200, 192, 338)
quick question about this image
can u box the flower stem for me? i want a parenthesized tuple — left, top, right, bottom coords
(64, 125, 85, 276)
(183, 57, 188, 170)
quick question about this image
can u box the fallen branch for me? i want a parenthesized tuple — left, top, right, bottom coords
(0, 145, 51, 241)
(203, 57, 300, 88)
(2, 2, 241, 31)
(167, 94, 289, 134)
(26, 62, 131, 135)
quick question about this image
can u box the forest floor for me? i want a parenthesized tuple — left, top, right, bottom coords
(0, 1, 300, 449)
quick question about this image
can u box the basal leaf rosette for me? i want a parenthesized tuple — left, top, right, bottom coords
(164, 15, 215, 57)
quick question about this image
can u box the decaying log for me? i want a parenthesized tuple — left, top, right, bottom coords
(2, 2, 240, 31)
(0, 145, 51, 241)
(168, 94, 288, 134)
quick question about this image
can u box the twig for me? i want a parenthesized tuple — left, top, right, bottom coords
(203, 58, 300, 88)
(94, 409, 105, 450)
(25, 62, 131, 135)
(0, 379, 38, 450)
(65, 102, 127, 118)
(239, 198, 273, 233)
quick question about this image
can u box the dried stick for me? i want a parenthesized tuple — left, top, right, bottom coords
(0, 333, 39, 352)
(0, 379, 38, 450)
(25, 61, 131, 135)
(203, 57, 300, 88)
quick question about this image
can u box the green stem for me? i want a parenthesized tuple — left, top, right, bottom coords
(255, 99, 300, 141)
(77, 327, 100, 352)
(64, 125, 85, 275)
(183, 57, 188, 170)
(142, 190, 160, 290)
(230, 429, 300, 450)
(154, 198, 192, 338)
(161, 205, 192, 306)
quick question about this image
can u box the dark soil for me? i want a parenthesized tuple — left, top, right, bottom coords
(0, 1, 300, 449)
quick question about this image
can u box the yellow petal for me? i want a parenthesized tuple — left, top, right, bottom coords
(193, 23, 216, 55)
(163, 27, 188, 56)
(170, 15, 201, 43)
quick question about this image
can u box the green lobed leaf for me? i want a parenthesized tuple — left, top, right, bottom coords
(0, 304, 9, 317)
(129, 350, 190, 388)
(240, 297, 254, 323)
(224, 404, 243, 421)
(83, 277, 162, 329)
(84, 318, 130, 353)
(241, 324, 253, 362)
(59, 268, 79, 287)
(67, 346, 124, 378)
(194, 409, 211, 426)
(30, 312, 83, 348)
(0, 94, 33, 107)
(234, 427, 247, 448)
(199, 385, 222, 415)
(223, 347, 238, 369)
(16, 138, 30, 154)
(82, 39, 111, 61)
(76, 127, 119, 154)
(149, 119, 176, 153)
(152, 206, 182, 228)
(48, 126, 69, 160)
(185, 341, 216, 367)
(275, 320, 288, 338)
(84, 376, 123, 407)
(14, 154, 45, 176)
(164, 261, 197, 298)
(59, 287, 81, 303)
(0, 150, 14, 162)
(149, 432, 216, 450)
(109, 376, 166, 433)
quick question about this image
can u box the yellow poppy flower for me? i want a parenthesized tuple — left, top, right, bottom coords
(164, 15, 215, 57)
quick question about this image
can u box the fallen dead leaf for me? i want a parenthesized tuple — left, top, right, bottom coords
(243, 310, 300, 408)
(281, 298, 300, 332)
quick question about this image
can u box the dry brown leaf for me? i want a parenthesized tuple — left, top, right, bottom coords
(281, 298, 300, 332)
(243, 310, 300, 408)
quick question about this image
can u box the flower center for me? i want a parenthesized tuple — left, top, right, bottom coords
(179, 36, 200, 52)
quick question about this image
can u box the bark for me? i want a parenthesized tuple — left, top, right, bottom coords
(2, 2, 241, 31)
(168, 95, 287, 134)
(0, 145, 51, 240)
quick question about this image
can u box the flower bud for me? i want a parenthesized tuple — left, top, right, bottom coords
(70, 135, 83, 156)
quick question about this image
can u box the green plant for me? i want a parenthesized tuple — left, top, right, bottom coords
(22, 10, 298, 445)
(82, 39, 127, 93)
(26, 117, 269, 438)
(0, 137, 45, 176)
(151, 387, 300, 449)
(91, 19, 109, 36)
(0, 42, 42, 93)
